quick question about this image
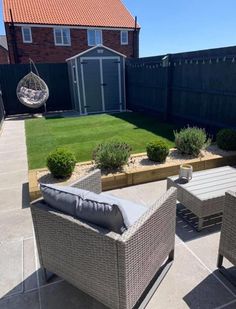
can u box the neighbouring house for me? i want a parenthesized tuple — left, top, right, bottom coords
(3, 0, 140, 64)
(0, 35, 9, 64)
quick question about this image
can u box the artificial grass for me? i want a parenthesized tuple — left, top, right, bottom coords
(25, 112, 175, 169)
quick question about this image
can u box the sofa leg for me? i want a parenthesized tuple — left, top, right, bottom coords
(41, 267, 55, 283)
(169, 249, 174, 261)
(217, 254, 223, 268)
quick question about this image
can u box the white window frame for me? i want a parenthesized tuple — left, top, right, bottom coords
(87, 29, 103, 46)
(53, 28, 71, 46)
(120, 30, 128, 45)
(22, 27, 32, 43)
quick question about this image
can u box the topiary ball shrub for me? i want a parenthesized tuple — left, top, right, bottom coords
(216, 129, 236, 151)
(174, 126, 211, 157)
(93, 140, 132, 169)
(146, 140, 169, 163)
(47, 148, 76, 179)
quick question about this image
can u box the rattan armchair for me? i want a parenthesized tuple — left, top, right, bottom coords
(217, 191, 236, 285)
(31, 169, 177, 309)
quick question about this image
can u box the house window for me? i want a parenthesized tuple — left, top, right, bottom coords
(22, 27, 32, 43)
(87, 29, 102, 46)
(121, 30, 128, 45)
(54, 28, 71, 46)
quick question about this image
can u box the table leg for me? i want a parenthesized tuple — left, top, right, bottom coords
(198, 218, 204, 231)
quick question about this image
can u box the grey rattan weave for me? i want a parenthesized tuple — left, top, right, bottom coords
(167, 166, 236, 231)
(217, 191, 236, 284)
(31, 171, 177, 309)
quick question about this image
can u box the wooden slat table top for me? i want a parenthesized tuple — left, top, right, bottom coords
(168, 166, 236, 201)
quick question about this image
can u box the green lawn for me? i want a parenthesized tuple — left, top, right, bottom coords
(25, 112, 176, 169)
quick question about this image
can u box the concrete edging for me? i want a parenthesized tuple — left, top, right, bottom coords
(28, 153, 236, 201)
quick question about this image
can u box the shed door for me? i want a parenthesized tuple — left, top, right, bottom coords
(81, 59, 103, 113)
(102, 59, 121, 111)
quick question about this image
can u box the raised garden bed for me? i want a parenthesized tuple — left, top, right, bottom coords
(28, 145, 236, 201)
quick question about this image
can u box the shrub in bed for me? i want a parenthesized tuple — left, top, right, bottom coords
(146, 140, 169, 163)
(47, 148, 76, 178)
(174, 127, 210, 156)
(93, 140, 131, 169)
(216, 129, 236, 150)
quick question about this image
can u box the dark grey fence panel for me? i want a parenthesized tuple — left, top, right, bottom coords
(0, 85, 5, 129)
(126, 46, 236, 130)
(0, 63, 72, 115)
(126, 57, 167, 118)
(171, 59, 236, 128)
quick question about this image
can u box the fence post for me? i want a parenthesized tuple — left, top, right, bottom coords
(162, 54, 173, 121)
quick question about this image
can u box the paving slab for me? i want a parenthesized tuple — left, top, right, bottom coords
(0, 187, 25, 213)
(0, 150, 28, 163)
(146, 244, 236, 309)
(0, 208, 33, 242)
(0, 290, 40, 309)
(0, 170, 28, 190)
(0, 158, 28, 174)
(0, 240, 23, 299)
(108, 179, 167, 206)
(23, 238, 38, 292)
(40, 280, 108, 309)
(0, 143, 26, 153)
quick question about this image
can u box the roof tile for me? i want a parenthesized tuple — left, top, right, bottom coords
(3, 0, 139, 29)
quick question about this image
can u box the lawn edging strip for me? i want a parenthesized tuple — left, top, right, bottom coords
(28, 153, 236, 201)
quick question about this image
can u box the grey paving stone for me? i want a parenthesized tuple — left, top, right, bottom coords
(0, 240, 23, 298)
(0, 137, 26, 147)
(146, 244, 236, 309)
(0, 290, 40, 309)
(0, 209, 33, 242)
(0, 150, 28, 163)
(23, 238, 38, 292)
(0, 158, 28, 174)
(220, 299, 236, 308)
(0, 170, 28, 189)
(0, 143, 26, 153)
(108, 179, 167, 206)
(40, 280, 108, 309)
(0, 188, 24, 213)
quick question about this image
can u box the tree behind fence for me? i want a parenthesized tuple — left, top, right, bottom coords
(0, 63, 72, 115)
(126, 46, 236, 131)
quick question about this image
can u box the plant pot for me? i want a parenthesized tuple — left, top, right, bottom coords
(179, 164, 193, 182)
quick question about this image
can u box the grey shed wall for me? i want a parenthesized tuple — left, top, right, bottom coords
(67, 46, 126, 115)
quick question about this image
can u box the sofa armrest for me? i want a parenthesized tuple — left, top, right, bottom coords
(70, 169, 102, 193)
(117, 187, 177, 309)
(31, 200, 121, 309)
(218, 191, 236, 266)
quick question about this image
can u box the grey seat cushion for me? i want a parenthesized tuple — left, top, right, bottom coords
(40, 184, 147, 234)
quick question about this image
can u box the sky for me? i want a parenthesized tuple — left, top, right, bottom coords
(1, 0, 236, 57)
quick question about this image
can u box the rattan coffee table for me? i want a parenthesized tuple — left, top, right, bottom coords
(167, 166, 236, 231)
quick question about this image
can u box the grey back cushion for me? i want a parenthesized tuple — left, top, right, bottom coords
(40, 184, 147, 234)
(40, 184, 126, 234)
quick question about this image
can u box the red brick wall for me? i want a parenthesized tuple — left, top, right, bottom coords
(0, 46, 9, 64)
(5, 24, 139, 64)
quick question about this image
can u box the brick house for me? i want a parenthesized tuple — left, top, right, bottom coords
(3, 0, 140, 64)
(0, 35, 9, 64)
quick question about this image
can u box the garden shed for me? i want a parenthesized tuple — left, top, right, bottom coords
(67, 45, 126, 114)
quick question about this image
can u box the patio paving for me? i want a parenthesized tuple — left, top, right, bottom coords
(0, 117, 236, 308)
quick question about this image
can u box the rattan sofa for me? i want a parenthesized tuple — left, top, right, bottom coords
(217, 191, 236, 284)
(31, 170, 177, 309)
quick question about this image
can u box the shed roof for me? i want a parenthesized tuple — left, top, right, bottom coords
(66, 45, 127, 61)
(3, 0, 139, 29)
(0, 35, 8, 50)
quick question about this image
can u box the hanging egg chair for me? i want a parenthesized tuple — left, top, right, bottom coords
(16, 59, 49, 110)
